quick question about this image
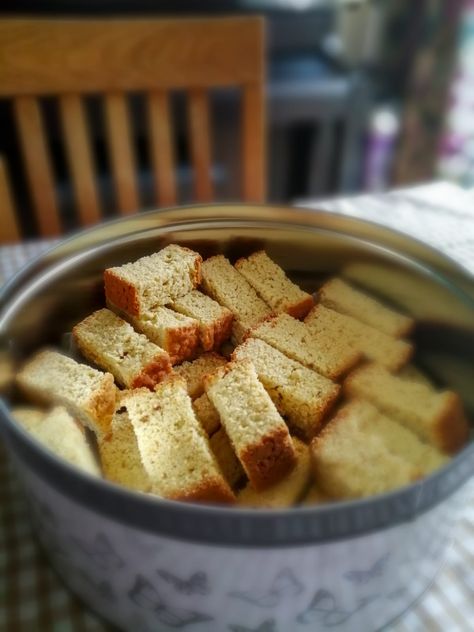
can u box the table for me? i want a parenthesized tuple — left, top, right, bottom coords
(0, 182, 473, 631)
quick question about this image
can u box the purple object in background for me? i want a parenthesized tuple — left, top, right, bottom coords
(364, 107, 400, 191)
(439, 132, 464, 156)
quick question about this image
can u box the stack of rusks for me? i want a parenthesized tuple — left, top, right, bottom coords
(13, 245, 470, 507)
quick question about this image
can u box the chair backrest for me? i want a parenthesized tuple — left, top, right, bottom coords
(0, 17, 266, 242)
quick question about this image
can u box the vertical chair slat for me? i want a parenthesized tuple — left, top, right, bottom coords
(242, 82, 266, 203)
(13, 96, 61, 236)
(308, 121, 332, 197)
(148, 91, 177, 207)
(59, 94, 101, 226)
(0, 156, 20, 244)
(187, 88, 213, 202)
(104, 93, 139, 215)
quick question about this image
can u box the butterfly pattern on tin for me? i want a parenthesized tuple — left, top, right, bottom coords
(343, 553, 389, 585)
(228, 568, 303, 607)
(129, 574, 213, 629)
(70, 532, 125, 572)
(157, 569, 209, 596)
(228, 619, 277, 632)
(296, 589, 378, 627)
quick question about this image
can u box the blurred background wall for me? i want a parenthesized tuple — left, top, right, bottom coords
(0, 0, 471, 236)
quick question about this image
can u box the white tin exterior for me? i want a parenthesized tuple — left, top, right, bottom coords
(16, 458, 467, 632)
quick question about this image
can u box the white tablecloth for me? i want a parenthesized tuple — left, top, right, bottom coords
(298, 181, 474, 275)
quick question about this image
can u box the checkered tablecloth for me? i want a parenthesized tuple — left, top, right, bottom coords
(1, 183, 473, 631)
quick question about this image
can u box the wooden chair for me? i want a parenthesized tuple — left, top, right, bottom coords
(0, 17, 266, 243)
